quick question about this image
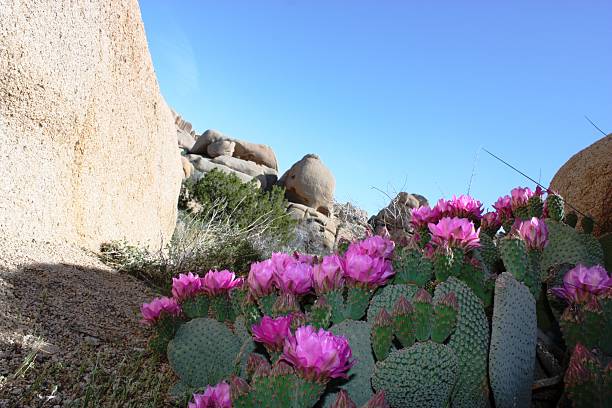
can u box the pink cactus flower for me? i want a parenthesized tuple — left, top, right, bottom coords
(551, 264, 612, 303)
(357, 235, 396, 259)
(493, 195, 513, 219)
(275, 262, 313, 295)
(428, 217, 480, 250)
(201, 270, 244, 296)
(435, 195, 483, 221)
(281, 326, 355, 381)
(248, 259, 276, 297)
(510, 187, 534, 210)
(312, 255, 345, 294)
(343, 249, 394, 287)
(294, 252, 316, 264)
(141, 296, 181, 324)
(171, 272, 203, 300)
(481, 211, 502, 234)
(271, 252, 298, 274)
(251, 315, 293, 351)
(410, 205, 440, 229)
(515, 217, 549, 250)
(189, 381, 231, 408)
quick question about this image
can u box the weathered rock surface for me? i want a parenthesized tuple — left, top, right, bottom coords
(173, 110, 196, 151)
(370, 192, 428, 244)
(550, 134, 612, 235)
(207, 140, 236, 158)
(212, 155, 278, 177)
(279, 154, 335, 216)
(188, 156, 261, 188)
(333, 201, 371, 244)
(286, 203, 339, 252)
(191, 129, 278, 170)
(0, 0, 182, 250)
(181, 156, 195, 179)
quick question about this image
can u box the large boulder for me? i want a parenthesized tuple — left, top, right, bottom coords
(370, 192, 428, 244)
(279, 154, 335, 216)
(191, 129, 278, 170)
(550, 134, 612, 236)
(0, 0, 183, 250)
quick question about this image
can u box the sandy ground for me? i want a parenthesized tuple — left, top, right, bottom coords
(0, 237, 160, 407)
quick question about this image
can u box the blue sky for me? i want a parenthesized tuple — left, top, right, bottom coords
(140, 1, 611, 216)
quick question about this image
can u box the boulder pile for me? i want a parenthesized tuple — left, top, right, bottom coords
(173, 115, 366, 251)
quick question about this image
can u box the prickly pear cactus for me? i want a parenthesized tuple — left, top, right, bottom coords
(393, 247, 433, 287)
(371, 341, 458, 408)
(478, 232, 499, 272)
(434, 278, 490, 408)
(489, 273, 536, 408)
(322, 320, 375, 407)
(181, 294, 210, 319)
(499, 236, 529, 281)
(167, 318, 241, 388)
(367, 284, 418, 323)
(234, 370, 324, 408)
(546, 193, 565, 222)
(541, 220, 604, 275)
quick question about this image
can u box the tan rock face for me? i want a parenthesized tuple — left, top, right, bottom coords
(0, 0, 183, 250)
(549, 134, 612, 236)
(279, 154, 335, 216)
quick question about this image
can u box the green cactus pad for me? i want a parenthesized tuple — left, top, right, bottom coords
(599, 233, 612, 271)
(181, 294, 210, 319)
(167, 318, 241, 388)
(233, 316, 257, 378)
(308, 298, 332, 329)
(489, 273, 536, 408)
(324, 289, 346, 324)
(433, 248, 464, 282)
(546, 194, 565, 222)
(322, 320, 375, 407)
(478, 232, 500, 272)
(528, 195, 543, 218)
(413, 291, 433, 342)
(210, 294, 236, 322)
(541, 220, 604, 275)
(346, 286, 372, 320)
(234, 374, 324, 408)
(371, 311, 394, 361)
(367, 284, 418, 323)
(431, 295, 458, 344)
(371, 341, 458, 408)
(433, 278, 489, 408)
(393, 247, 433, 287)
(499, 236, 529, 281)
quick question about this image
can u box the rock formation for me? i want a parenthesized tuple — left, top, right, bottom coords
(549, 134, 612, 236)
(0, 0, 183, 251)
(370, 192, 429, 244)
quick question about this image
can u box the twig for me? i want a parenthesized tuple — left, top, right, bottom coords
(584, 115, 607, 136)
(532, 375, 563, 391)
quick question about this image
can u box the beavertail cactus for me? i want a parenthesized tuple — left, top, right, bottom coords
(371, 309, 394, 361)
(391, 296, 416, 348)
(564, 343, 612, 408)
(413, 289, 433, 342)
(546, 193, 565, 222)
(431, 292, 459, 343)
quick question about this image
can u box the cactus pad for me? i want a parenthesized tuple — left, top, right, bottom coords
(542, 220, 604, 275)
(489, 272, 536, 408)
(393, 247, 433, 287)
(434, 277, 489, 408)
(167, 318, 241, 388)
(367, 284, 418, 323)
(371, 341, 458, 408)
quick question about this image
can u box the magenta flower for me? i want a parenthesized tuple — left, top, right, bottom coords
(248, 259, 276, 297)
(189, 381, 231, 408)
(493, 195, 513, 219)
(481, 211, 502, 234)
(410, 205, 440, 229)
(551, 264, 612, 303)
(141, 297, 181, 324)
(515, 217, 549, 250)
(428, 217, 480, 250)
(344, 249, 394, 287)
(271, 252, 298, 274)
(294, 252, 316, 264)
(252, 315, 293, 351)
(312, 255, 345, 294)
(171, 272, 203, 301)
(275, 262, 313, 295)
(201, 270, 244, 296)
(358, 235, 395, 259)
(435, 195, 483, 221)
(510, 187, 534, 211)
(281, 326, 355, 382)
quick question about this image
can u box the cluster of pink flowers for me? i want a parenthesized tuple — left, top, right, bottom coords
(551, 264, 612, 304)
(493, 195, 513, 220)
(428, 217, 480, 250)
(252, 315, 293, 351)
(510, 186, 535, 211)
(189, 381, 231, 408)
(281, 325, 355, 382)
(247, 236, 395, 297)
(410, 205, 440, 230)
(481, 211, 502, 233)
(514, 217, 549, 250)
(142, 270, 243, 323)
(140, 297, 181, 325)
(435, 195, 483, 221)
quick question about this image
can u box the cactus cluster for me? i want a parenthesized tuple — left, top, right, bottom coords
(138, 188, 611, 408)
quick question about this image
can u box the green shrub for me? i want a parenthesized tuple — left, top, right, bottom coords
(185, 169, 295, 245)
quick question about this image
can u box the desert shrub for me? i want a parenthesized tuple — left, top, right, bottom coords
(185, 169, 295, 245)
